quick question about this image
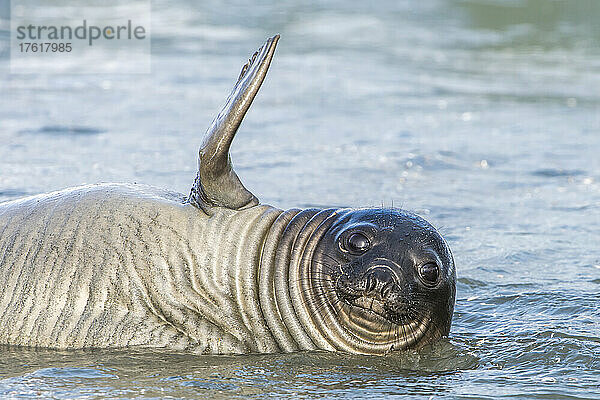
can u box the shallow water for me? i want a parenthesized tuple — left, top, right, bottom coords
(0, 0, 599, 398)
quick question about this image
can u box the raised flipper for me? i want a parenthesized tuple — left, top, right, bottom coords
(189, 35, 280, 213)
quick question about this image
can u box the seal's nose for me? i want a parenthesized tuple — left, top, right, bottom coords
(363, 266, 399, 299)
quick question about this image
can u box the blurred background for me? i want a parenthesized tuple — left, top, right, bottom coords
(0, 0, 599, 398)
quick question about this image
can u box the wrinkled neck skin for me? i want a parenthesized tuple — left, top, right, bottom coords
(173, 206, 341, 354)
(201, 206, 342, 354)
(258, 208, 337, 353)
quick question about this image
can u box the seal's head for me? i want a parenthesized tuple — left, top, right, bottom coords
(305, 208, 455, 354)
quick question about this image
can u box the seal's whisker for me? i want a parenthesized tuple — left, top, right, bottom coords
(292, 276, 334, 285)
(310, 259, 338, 269)
(319, 253, 344, 268)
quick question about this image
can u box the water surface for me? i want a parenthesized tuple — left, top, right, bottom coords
(0, 0, 599, 398)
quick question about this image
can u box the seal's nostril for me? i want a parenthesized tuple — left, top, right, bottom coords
(381, 281, 395, 298)
(360, 266, 399, 299)
(367, 266, 398, 285)
(365, 273, 377, 293)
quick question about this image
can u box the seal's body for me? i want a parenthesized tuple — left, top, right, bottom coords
(0, 36, 456, 354)
(0, 184, 284, 353)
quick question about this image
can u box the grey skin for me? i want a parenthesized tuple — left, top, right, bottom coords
(0, 35, 456, 354)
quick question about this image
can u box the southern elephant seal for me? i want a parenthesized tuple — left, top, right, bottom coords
(0, 35, 456, 354)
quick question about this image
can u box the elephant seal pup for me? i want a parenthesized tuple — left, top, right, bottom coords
(0, 35, 456, 355)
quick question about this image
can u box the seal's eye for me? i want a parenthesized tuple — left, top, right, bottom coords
(419, 262, 440, 286)
(345, 232, 370, 254)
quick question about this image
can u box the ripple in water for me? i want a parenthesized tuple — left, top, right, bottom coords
(0, 0, 599, 398)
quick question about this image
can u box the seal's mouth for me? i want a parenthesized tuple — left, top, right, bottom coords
(343, 294, 397, 322)
(336, 285, 412, 325)
(334, 266, 416, 326)
(334, 275, 433, 350)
